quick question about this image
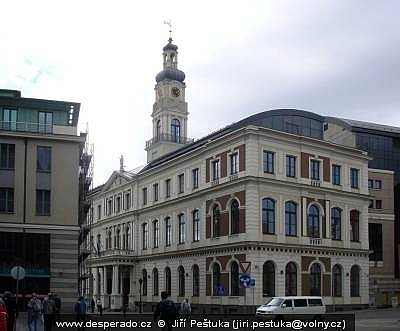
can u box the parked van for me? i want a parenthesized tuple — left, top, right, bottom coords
(256, 296, 326, 319)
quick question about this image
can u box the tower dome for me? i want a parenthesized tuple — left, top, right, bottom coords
(155, 38, 185, 83)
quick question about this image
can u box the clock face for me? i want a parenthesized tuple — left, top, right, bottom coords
(171, 87, 180, 97)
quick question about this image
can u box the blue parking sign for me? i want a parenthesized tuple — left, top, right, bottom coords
(239, 274, 251, 287)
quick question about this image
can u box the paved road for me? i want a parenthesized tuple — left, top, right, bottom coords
(355, 308, 400, 331)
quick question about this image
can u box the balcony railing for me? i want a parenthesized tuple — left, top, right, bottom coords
(309, 237, 321, 245)
(145, 133, 194, 150)
(0, 121, 53, 134)
(310, 180, 321, 187)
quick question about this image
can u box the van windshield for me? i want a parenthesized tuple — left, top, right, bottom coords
(266, 298, 284, 306)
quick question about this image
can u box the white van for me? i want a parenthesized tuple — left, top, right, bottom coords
(256, 296, 326, 318)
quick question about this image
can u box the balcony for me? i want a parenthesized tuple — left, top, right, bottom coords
(211, 178, 220, 186)
(310, 180, 321, 187)
(0, 121, 53, 134)
(309, 237, 321, 245)
(145, 133, 194, 150)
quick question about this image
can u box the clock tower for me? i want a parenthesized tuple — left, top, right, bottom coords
(145, 37, 191, 162)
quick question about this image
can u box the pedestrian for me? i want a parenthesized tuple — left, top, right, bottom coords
(3, 292, 16, 331)
(43, 294, 56, 331)
(121, 304, 127, 318)
(90, 298, 95, 314)
(74, 296, 86, 331)
(27, 293, 43, 331)
(154, 291, 177, 331)
(96, 298, 102, 316)
(0, 298, 7, 331)
(180, 298, 191, 319)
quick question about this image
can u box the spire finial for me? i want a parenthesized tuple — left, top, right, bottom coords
(163, 20, 172, 41)
(119, 155, 124, 172)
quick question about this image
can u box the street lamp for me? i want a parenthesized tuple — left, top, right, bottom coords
(138, 278, 143, 313)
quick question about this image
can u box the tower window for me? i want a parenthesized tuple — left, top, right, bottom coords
(171, 119, 181, 143)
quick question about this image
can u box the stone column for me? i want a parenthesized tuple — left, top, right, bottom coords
(111, 265, 121, 310)
(101, 267, 106, 307)
(93, 267, 99, 299)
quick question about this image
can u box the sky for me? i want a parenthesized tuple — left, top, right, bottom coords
(1, 0, 399, 186)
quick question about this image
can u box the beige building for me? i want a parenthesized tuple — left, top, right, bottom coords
(83, 39, 371, 311)
(0, 89, 89, 310)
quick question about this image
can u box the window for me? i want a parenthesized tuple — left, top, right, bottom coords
(37, 146, 51, 172)
(285, 262, 297, 296)
(124, 225, 130, 250)
(153, 220, 159, 248)
(192, 265, 200, 297)
(115, 228, 121, 249)
(212, 205, 220, 238)
(369, 200, 374, 208)
(165, 217, 171, 246)
(142, 187, 147, 205)
(262, 198, 275, 234)
(0, 144, 15, 169)
(369, 223, 383, 261)
(193, 209, 200, 242)
(106, 230, 111, 249)
(0, 188, 14, 213)
(38, 111, 53, 133)
(178, 213, 185, 244)
(212, 160, 220, 181)
(310, 159, 320, 180)
(350, 265, 360, 297)
(332, 164, 341, 185)
(308, 298, 323, 306)
(116, 196, 121, 213)
(142, 223, 148, 249)
(165, 267, 171, 295)
(307, 205, 320, 238)
(230, 200, 240, 235)
(142, 269, 147, 296)
(368, 179, 373, 189)
(178, 266, 185, 297)
(212, 263, 221, 296)
(153, 268, 159, 296)
(263, 151, 274, 174)
(375, 200, 382, 209)
(294, 299, 307, 307)
(124, 191, 131, 210)
(350, 168, 359, 189)
(36, 190, 50, 215)
(262, 261, 275, 296)
(107, 198, 112, 216)
(331, 207, 342, 240)
(310, 263, 321, 296)
(332, 264, 342, 297)
(230, 152, 239, 175)
(165, 179, 171, 198)
(2, 109, 17, 130)
(156, 120, 161, 140)
(286, 155, 296, 177)
(153, 183, 158, 202)
(374, 180, 382, 189)
(171, 118, 181, 143)
(283, 299, 293, 307)
(285, 201, 297, 236)
(230, 262, 239, 296)
(192, 168, 199, 189)
(97, 205, 101, 220)
(178, 174, 184, 193)
(350, 210, 360, 242)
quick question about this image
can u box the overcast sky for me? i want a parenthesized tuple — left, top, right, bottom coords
(1, 0, 399, 186)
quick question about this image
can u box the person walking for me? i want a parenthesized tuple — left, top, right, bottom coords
(154, 291, 177, 331)
(2, 292, 15, 331)
(74, 296, 86, 331)
(180, 298, 191, 320)
(43, 294, 56, 331)
(27, 293, 42, 331)
(90, 298, 95, 314)
(96, 298, 102, 316)
(0, 298, 7, 331)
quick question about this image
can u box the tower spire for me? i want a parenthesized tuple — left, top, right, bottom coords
(163, 20, 172, 41)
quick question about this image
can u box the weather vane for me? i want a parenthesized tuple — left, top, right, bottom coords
(163, 20, 172, 40)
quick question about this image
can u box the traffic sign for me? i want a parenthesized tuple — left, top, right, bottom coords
(239, 274, 251, 287)
(249, 279, 255, 287)
(11, 266, 25, 280)
(239, 261, 251, 273)
(216, 285, 225, 296)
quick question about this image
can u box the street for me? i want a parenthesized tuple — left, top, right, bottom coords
(355, 308, 400, 331)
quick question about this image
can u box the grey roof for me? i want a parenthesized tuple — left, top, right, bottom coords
(155, 68, 185, 83)
(163, 39, 178, 52)
(338, 118, 400, 135)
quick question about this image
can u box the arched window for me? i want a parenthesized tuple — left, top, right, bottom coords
(142, 269, 147, 296)
(310, 263, 321, 296)
(285, 262, 297, 296)
(307, 205, 320, 238)
(331, 208, 342, 240)
(285, 201, 297, 236)
(165, 217, 171, 246)
(153, 268, 159, 296)
(230, 200, 240, 234)
(262, 261, 275, 296)
(178, 266, 185, 297)
(171, 119, 180, 143)
(350, 210, 360, 242)
(153, 220, 159, 248)
(212, 263, 221, 296)
(178, 213, 185, 244)
(125, 225, 130, 250)
(332, 264, 342, 297)
(192, 265, 200, 297)
(107, 230, 112, 249)
(156, 120, 161, 139)
(165, 267, 171, 295)
(262, 198, 275, 234)
(142, 223, 148, 249)
(212, 205, 220, 238)
(350, 265, 360, 297)
(96, 234, 101, 254)
(116, 228, 121, 249)
(193, 209, 200, 242)
(230, 261, 239, 296)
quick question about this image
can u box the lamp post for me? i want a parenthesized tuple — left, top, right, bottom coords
(138, 278, 143, 313)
